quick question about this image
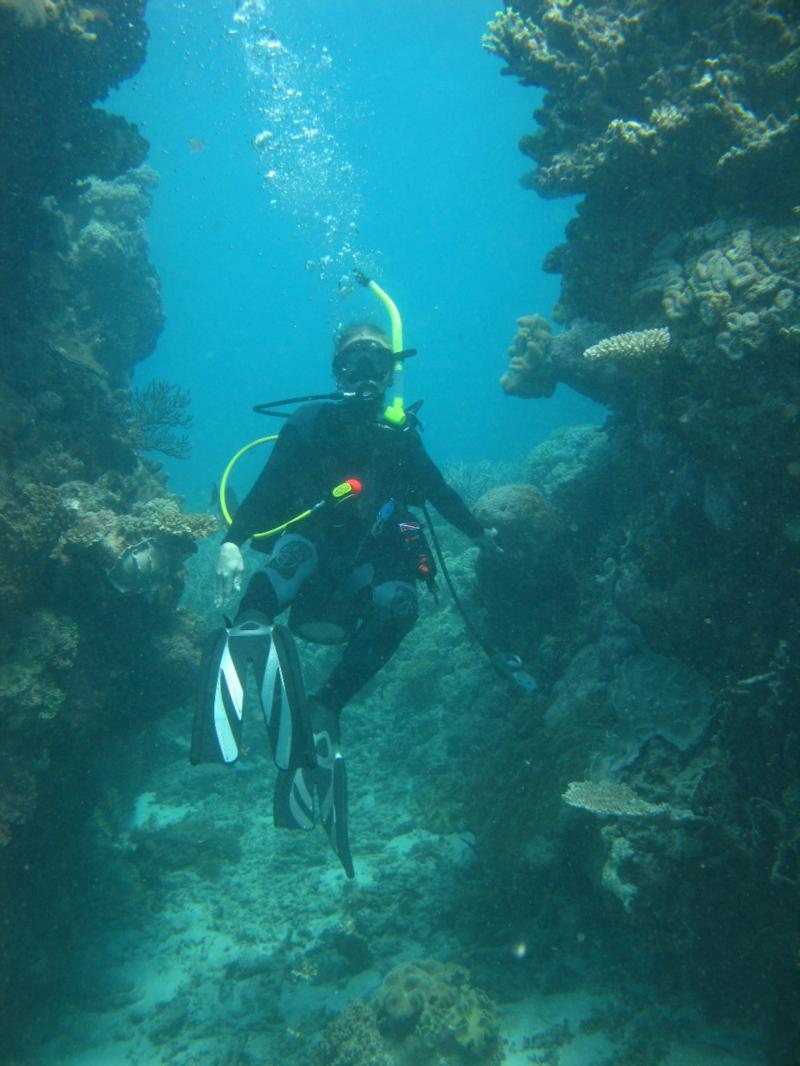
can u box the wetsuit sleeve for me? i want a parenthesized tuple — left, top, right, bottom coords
(409, 439, 484, 539)
(223, 422, 307, 546)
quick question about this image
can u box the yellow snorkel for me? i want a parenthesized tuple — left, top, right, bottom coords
(354, 270, 407, 427)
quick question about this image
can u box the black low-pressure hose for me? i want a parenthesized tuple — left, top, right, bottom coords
(252, 391, 344, 416)
(420, 505, 538, 698)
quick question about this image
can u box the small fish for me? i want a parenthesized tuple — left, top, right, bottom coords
(188, 138, 205, 153)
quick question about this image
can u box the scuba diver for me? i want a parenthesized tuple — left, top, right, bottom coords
(191, 281, 500, 878)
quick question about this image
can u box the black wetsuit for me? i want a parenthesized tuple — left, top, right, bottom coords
(226, 400, 482, 713)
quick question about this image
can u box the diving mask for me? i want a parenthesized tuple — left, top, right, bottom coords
(334, 340, 394, 388)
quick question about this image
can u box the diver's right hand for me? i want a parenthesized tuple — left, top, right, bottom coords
(473, 527, 504, 557)
(216, 542, 244, 607)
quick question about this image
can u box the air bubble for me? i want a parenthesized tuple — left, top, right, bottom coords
(236, 0, 374, 282)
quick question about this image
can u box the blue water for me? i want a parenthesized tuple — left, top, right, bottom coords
(111, 0, 603, 509)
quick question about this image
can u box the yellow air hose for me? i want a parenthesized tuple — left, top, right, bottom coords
(218, 435, 293, 539)
(220, 436, 361, 540)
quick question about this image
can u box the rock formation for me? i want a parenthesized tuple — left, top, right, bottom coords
(0, 2, 213, 1039)
(477, 3, 800, 1057)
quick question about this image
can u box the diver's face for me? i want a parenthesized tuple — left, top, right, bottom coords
(335, 341, 394, 399)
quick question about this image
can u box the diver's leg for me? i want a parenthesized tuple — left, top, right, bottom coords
(274, 568, 416, 878)
(315, 579, 419, 714)
(235, 533, 318, 622)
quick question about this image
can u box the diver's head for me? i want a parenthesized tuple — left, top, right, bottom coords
(333, 323, 394, 403)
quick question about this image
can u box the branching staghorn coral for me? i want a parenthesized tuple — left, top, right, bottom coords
(582, 326, 670, 364)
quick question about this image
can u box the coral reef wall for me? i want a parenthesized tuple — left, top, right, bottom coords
(0, 1, 212, 1040)
(486, 0, 800, 326)
(475, 3, 800, 1062)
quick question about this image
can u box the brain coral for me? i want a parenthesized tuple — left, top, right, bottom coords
(634, 216, 800, 361)
(474, 483, 567, 563)
(473, 483, 576, 641)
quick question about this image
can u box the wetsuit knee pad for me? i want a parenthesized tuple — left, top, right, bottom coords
(265, 534, 318, 609)
(371, 580, 418, 632)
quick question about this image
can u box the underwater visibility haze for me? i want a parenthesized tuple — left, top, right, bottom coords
(1, 1, 800, 1064)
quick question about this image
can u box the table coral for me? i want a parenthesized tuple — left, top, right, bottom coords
(562, 780, 670, 818)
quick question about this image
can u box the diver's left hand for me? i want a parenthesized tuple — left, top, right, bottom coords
(216, 542, 244, 606)
(473, 527, 504, 556)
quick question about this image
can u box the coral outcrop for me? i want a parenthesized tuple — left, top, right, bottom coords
(0, 3, 212, 1047)
(484, 1, 800, 325)
(478, 2, 800, 1057)
(32, 168, 165, 385)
